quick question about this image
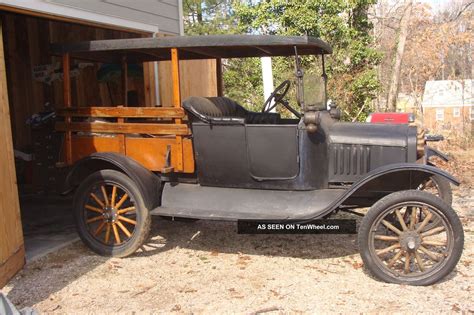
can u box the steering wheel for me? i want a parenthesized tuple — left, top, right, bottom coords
(261, 80, 301, 118)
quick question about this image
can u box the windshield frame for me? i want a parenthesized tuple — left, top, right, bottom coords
(294, 49, 328, 112)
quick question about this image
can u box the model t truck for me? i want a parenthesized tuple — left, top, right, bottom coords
(52, 35, 463, 285)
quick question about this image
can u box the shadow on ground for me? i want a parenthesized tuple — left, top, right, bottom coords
(136, 213, 362, 260)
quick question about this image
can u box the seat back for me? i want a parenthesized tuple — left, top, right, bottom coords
(182, 96, 247, 124)
(183, 96, 280, 125)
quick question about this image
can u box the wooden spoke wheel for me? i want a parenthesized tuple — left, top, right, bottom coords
(359, 190, 463, 286)
(417, 175, 452, 206)
(73, 170, 151, 257)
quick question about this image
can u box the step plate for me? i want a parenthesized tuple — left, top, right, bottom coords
(152, 183, 346, 221)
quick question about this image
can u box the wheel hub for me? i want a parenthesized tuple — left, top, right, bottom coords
(103, 206, 118, 222)
(400, 231, 421, 252)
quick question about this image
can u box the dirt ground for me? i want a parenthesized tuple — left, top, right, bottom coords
(2, 147, 474, 314)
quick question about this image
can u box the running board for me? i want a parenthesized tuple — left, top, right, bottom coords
(151, 183, 346, 221)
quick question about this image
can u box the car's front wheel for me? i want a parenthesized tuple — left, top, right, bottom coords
(358, 190, 463, 285)
(417, 175, 452, 205)
(73, 170, 151, 257)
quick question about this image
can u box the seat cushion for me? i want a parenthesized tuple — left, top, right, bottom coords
(183, 96, 247, 123)
(183, 96, 280, 125)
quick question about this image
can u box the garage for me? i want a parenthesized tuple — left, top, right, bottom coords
(0, 0, 217, 288)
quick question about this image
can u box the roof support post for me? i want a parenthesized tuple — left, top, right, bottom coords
(122, 56, 128, 106)
(119, 55, 128, 154)
(261, 56, 275, 112)
(216, 58, 223, 97)
(171, 48, 183, 172)
(62, 53, 72, 164)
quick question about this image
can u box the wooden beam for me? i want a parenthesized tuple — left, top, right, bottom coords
(0, 246, 24, 288)
(254, 46, 273, 55)
(171, 48, 184, 171)
(119, 56, 128, 153)
(0, 19, 25, 287)
(63, 53, 72, 107)
(55, 121, 190, 136)
(122, 56, 128, 106)
(180, 47, 221, 59)
(216, 58, 223, 97)
(63, 53, 73, 164)
(56, 107, 185, 118)
(171, 49, 181, 111)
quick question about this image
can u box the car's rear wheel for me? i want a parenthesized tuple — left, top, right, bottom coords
(73, 170, 151, 257)
(358, 190, 463, 285)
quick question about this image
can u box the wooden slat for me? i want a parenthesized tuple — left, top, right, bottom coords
(143, 62, 157, 106)
(159, 59, 218, 106)
(216, 58, 223, 97)
(56, 106, 185, 118)
(171, 48, 184, 172)
(56, 121, 190, 135)
(63, 53, 73, 164)
(0, 246, 25, 288)
(0, 19, 25, 288)
(69, 136, 195, 173)
(122, 56, 128, 106)
(126, 137, 195, 173)
(1, 11, 150, 150)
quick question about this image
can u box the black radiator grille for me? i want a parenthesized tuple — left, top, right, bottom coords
(329, 144, 371, 181)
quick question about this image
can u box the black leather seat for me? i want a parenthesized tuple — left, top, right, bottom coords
(182, 96, 279, 125)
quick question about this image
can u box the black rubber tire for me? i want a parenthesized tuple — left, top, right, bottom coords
(73, 170, 151, 257)
(358, 190, 464, 286)
(418, 175, 453, 206)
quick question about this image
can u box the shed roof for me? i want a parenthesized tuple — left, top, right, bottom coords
(51, 35, 332, 63)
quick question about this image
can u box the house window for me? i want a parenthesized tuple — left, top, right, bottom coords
(453, 107, 460, 118)
(436, 108, 444, 121)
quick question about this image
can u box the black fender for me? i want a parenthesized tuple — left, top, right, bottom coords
(345, 163, 459, 198)
(425, 146, 449, 163)
(313, 163, 460, 219)
(65, 152, 162, 210)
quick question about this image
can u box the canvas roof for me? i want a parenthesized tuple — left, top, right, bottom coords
(51, 35, 332, 63)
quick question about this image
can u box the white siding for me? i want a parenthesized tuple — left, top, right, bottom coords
(0, 0, 182, 34)
(422, 79, 473, 108)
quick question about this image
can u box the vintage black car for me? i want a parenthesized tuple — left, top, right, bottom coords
(53, 35, 464, 286)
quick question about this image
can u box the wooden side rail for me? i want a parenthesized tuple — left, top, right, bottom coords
(56, 106, 186, 118)
(56, 121, 190, 135)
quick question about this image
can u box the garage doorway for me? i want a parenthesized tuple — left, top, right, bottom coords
(0, 10, 154, 287)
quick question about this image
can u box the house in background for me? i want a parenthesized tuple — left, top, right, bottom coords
(421, 80, 473, 134)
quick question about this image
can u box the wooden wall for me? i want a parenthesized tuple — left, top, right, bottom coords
(1, 11, 219, 150)
(0, 11, 147, 150)
(0, 19, 24, 288)
(159, 59, 218, 106)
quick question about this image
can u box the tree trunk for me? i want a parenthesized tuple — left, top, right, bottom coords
(386, 0, 413, 111)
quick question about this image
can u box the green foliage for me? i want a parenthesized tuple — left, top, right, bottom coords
(184, 0, 265, 110)
(222, 57, 264, 112)
(184, 0, 382, 121)
(184, 0, 238, 35)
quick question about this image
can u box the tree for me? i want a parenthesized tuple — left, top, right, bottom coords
(183, 0, 237, 35)
(372, 0, 473, 114)
(184, 0, 383, 121)
(235, 0, 382, 121)
(386, 0, 413, 111)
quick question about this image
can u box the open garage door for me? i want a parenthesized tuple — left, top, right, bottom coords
(0, 19, 24, 288)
